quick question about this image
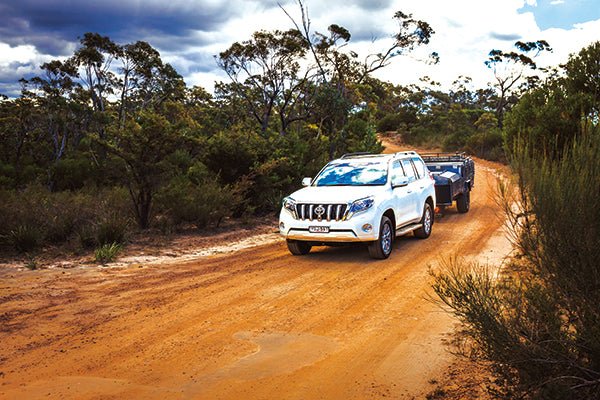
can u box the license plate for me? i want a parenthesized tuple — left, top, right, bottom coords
(309, 226, 330, 233)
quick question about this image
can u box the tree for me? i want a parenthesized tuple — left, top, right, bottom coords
(70, 33, 121, 132)
(485, 40, 551, 127)
(98, 109, 185, 228)
(280, 0, 435, 157)
(18, 60, 86, 190)
(217, 29, 310, 135)
(563, 41, 600, 119)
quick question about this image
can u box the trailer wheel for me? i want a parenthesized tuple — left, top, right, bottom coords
(456, 190, 470, 213)
(414, 203, 433, 239)
(368, 216, 393, 259)
(287, 240, 312, 255)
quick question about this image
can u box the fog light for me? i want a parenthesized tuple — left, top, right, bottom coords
(362, 223, 373, 233)
(279, 222, 285, 231)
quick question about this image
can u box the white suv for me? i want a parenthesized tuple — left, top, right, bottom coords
(279, 151, 436, 259)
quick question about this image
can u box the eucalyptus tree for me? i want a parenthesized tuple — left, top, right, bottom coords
(217, 28, 311, 135)
(485, 40, 551, 127)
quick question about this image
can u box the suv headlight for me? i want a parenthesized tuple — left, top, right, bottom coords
(345, 196, 374, 220)
(282, 197, 298, 219)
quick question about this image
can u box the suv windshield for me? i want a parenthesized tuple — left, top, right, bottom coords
(313, 161, 388, 186)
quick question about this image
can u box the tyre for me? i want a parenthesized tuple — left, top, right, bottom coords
(414, 202, 433, 239)
(456, 190, 470, 213)
(287, 240, 311, 255)
(368, 216, 394, 259)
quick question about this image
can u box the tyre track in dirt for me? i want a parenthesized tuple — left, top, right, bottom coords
(0, 141, 511, 399)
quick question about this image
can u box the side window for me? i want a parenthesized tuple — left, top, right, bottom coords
(412, 157, 427, 180)
(401, 159, 416, 183)
(392, 160, 405, 177)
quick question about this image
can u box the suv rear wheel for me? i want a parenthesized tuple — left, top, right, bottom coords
(414, 203, 433, 239)
(287, 240, 312, 255)
(368, 216, 393, 259)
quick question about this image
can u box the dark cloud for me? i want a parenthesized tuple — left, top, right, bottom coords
(490, 32, 521, 41)
(0, 0, 277, 95)
(0, 0, 252, 54)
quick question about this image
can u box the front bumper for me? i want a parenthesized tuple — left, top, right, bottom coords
(279, 207, 380, 242)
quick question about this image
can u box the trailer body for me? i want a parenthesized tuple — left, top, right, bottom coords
(421, 153, 475, 212)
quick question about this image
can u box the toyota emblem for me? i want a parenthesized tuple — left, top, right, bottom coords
(314, 205, 325, 220)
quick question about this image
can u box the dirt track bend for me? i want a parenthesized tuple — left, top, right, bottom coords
(0, 142, 510, 399)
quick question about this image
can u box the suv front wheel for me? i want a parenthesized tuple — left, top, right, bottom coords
(287, 240, 312, 255)
(368, 216, 394, 259)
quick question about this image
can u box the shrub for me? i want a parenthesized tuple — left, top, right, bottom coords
(155, 175, 241, 229)
(9, 225, 43, 253)
(465, 130, 504, 161)
(376, 113, 403, 133)
(94, 242, 122, 265)
(0, 186, 132, 254)
(25, 256, 38, 270)
(76, 225, 97, 249)
(96, 215, 129, 246)
(431, 128, 600, 399)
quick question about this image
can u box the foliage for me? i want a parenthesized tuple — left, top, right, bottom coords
(25, 256, 38, 270)
(0, 186, 130, 252)
(8, 225, 43, 253)
(485, 40, 552, 127)
(98, 108, 187, 228)
(431, 42, 600, 399)
(155, 173, 242, 229)
(95, 215, 129, 246)
(94, 242, 122, 265)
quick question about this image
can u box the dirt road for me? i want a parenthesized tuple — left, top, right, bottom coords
(0, 142, 510, 399)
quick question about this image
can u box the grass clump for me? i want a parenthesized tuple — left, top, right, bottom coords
(94, 242, 122, 265)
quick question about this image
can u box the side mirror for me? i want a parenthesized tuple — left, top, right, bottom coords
(302, 177, 312, 187)
(392, 175, 409, 188)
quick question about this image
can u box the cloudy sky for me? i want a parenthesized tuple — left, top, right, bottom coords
(1, 0, 599, 97)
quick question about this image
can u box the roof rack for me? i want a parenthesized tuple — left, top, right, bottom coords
(420, 152, 472, 162)
(393, 151, 417, 157)
(340, 152, 378, 159)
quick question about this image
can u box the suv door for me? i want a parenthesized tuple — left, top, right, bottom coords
(411, 157, 430, 218)
(390, 160, 414, 227)
(400, 158, 421, 224)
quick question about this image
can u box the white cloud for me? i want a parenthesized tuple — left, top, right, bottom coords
(2, 0, 599, 97)
(0, 43, 40, 65)
(187, 70, 227, 92)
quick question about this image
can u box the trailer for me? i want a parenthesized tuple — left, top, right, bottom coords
(421, 152, 475, 213)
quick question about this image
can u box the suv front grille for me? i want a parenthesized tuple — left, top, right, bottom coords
(295, 203, 348, 221)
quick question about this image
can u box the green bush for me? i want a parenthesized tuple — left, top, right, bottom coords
(465, 130, 504, 161)
(94, 242, 122, 265)
(50, 156, 95, 191)
(0, 186, 132, 253)
(96, 215, 129, 246)
(156, 175, 241, 229)
(431, 128, 600, 399)
(376, 113, 403, 132)
(9, 225, 42, 253)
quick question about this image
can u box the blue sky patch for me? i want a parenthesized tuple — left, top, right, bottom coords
(520, 0, 600, 30)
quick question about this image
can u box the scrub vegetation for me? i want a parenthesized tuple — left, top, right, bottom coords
(431, 42, 600, 399)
